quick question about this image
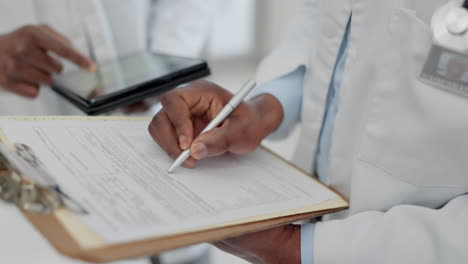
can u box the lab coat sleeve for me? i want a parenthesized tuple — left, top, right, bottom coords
(251, 0, 319, 139)
(312, 194, 468, 264)
(248, 66, 305, 140)
(149, 0, 217, 57)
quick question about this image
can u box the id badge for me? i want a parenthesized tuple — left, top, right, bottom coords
(420, 1, 468, 97)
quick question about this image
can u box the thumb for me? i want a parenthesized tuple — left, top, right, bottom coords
(190, 122, 236, 160)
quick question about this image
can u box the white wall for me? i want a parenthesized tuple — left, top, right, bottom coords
(206, 0, 304, 62)
(255, 0, 304, 58)
(206, 0, 256, 59)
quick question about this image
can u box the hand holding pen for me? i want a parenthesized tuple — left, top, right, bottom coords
(148, 80, 284, 172)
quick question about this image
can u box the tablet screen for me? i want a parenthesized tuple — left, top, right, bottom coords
(53, 52, 206, 103)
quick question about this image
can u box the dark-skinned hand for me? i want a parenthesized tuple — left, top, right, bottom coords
(0, 25, 95, 98)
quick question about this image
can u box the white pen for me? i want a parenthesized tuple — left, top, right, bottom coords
(167, 79, 257, 173)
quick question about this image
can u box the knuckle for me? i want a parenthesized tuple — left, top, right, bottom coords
(167, 151, 178, 159)
(17, 25, 37, 41)
(160, 92, 176, 107)
(76, 56, 88, 66)
(151, 113, 164, 127)
(19, 47, 33, 57)
(196, 80, 229, 95)
(19, 25, 36, 35)
(206, 135, 230, 154)
(148, 121, 154, 133)
(192, 80, 216, 90)
(39, 24, 53, 33)
(149, 129, 160, 144)
(13, 43, 28, 55)
(160, 95, 169, 106)
(223, 135, 233, 151)
(148, 120, 159, 136)
(60, 48, 72, 58)
(4, 58, 17, 72)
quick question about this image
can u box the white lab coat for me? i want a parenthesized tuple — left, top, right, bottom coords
(257, 0, 468, 263)
(0, 0, 216, 116)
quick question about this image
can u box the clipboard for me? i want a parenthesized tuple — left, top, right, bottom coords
(0, 116, 348, 263)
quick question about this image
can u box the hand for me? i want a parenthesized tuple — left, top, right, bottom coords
(148, 80, 283, 167)
(214, 225, 301, 264)
(0, 25, 96, 98)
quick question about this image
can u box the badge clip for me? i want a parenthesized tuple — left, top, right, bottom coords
(420, 1, 468, 97)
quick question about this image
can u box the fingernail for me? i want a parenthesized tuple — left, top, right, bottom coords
(179, 135, 189, 150)
(191, 143, 207, 160)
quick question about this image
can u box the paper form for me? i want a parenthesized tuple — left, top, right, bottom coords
(0, 117, 335, 243)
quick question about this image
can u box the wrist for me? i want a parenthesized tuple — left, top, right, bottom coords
(248, 94, 284, 137)
(262, 224, 301, 264)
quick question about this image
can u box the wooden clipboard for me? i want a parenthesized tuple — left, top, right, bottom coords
(0, 116, 348, 263)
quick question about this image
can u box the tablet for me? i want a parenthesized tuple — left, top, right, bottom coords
(51, 52, 210, 115)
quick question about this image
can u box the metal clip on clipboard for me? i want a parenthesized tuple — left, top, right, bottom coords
(0, 143, 88, 215)
(432, 0, 468, 51)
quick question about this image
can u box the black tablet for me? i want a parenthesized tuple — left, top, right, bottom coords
(51, 52, 210, 115)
